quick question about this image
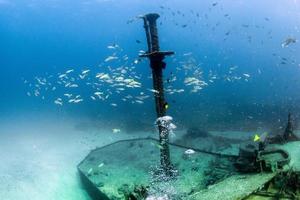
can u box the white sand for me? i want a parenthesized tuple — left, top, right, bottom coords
(0, 113, 150, 200)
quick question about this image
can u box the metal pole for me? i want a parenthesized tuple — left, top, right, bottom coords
(283, 113, 298, 141)
(140, 13, 174, 175)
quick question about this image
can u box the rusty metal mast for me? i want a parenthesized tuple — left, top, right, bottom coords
(140, 13, 174, 175)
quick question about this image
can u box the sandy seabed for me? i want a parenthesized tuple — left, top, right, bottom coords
(0, 112, 150, 200)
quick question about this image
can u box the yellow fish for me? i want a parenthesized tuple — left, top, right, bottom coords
(150, 142, 164, 150)
(164, 102, 169, 110)
(253, 134, 260, 142)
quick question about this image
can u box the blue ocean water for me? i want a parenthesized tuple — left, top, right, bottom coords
(1, 0, 300, 130)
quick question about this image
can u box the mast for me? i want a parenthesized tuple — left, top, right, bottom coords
(140, 13, 174, 175)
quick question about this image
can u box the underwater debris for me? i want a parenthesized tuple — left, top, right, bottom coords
(247, 169, 300, 199)
(234, 142, 290, 173)
(120, 184, 149, 200)
(283, 113, 298, 141)
(117, 183, 149, 200)
(203, 157, 235, 188)
(267, 113, 299, 144)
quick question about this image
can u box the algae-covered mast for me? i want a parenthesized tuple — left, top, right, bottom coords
(139, 13, 174, 175)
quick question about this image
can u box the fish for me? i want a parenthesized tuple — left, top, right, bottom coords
(35, 77, 46, 85)
(90, 96, 96, 100)
(54, 98, 63, 106)
(87, 168, 93, 175)
(184, 77, 201, 85)
(66, 69, 74, 74)
(183, 52, 193, 56)
(151, 142, 164, 150)
(94, 91, 103, 96)
(243, 73, 250, 78)
(104, 56, 118, 62)
(125, 79, 141, 87)
(258, 69, 262, 74)
(98, 163, 104, 168)
(96, 73, 110, 80)
(82, 70, 90, 74)
(112, 128, 121, 133)
(120, 69, 127, 74)
(67, 84, 78, 88)
(164, 102, 169, 109)
(229, 66, 238, 71)
(281, 37, 297, 48)
(79, 74, 86, 79)
(107, 44, 119, 49)
(135, 100, 144, 104)
(253, 132, 268, 142)
(123, 55, 129, 60)
(64, 93, 73, 98)
(116, 87, 125, 91)
(74, 99, 83, 103)
(184, 149, 196, 155)
(59, 74, 67, 79)
(34, 90, 40, 96)
(148, 89, 159, 94)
